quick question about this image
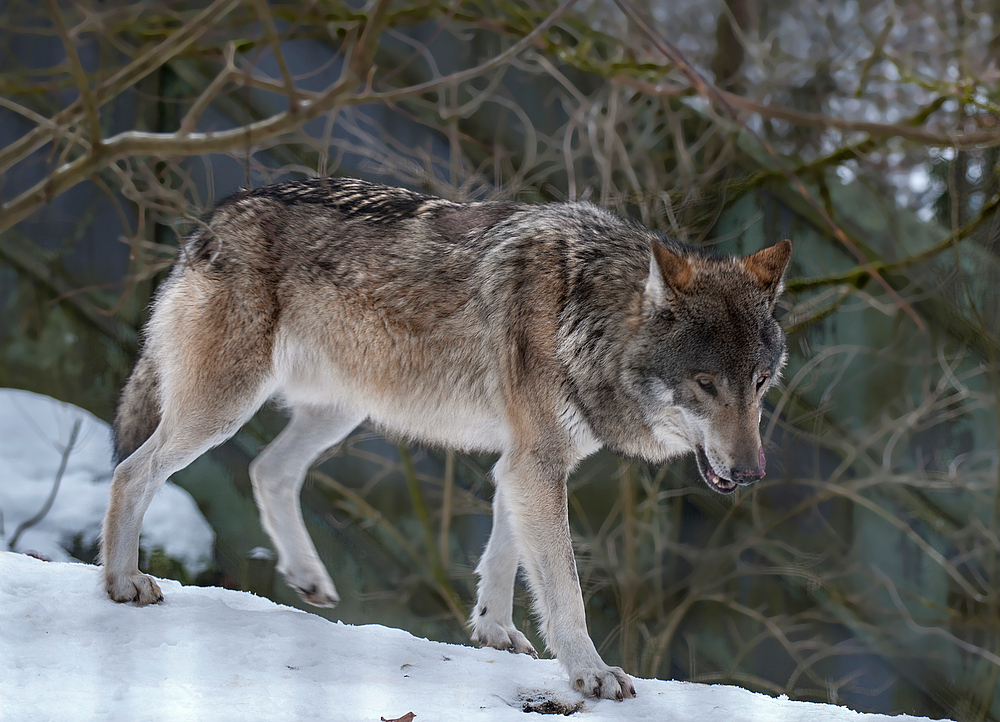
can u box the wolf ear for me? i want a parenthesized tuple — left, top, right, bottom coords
(646, 243, 692, 309)
(742, 239, 792, 299)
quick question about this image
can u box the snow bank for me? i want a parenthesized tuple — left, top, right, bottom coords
(0, 553, 945, 722)
(0, 388, 212, 572)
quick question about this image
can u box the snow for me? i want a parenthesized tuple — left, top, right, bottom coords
(0, 388, 213, 573)
(0, 552, 947, 722)
(0, 390, 951, 720)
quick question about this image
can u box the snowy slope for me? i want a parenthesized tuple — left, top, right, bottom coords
(0, 553, 947, 722)
(0, 388, 212, 572)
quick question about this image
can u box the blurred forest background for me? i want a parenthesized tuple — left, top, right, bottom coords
(1, 0, 999, 719)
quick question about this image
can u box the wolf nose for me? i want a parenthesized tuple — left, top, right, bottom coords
(731, 466, 763, 485)
(732, 446, 767, 484)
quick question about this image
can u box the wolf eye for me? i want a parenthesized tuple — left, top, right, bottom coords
(756, 374, 769, 392)
(696, 377, 716, 395)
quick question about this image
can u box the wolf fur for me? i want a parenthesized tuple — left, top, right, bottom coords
(102, 176, 791, 701)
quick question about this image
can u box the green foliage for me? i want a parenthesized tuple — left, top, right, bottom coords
(142, 547, 194, 587)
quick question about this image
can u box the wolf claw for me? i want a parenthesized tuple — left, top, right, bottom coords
(472, 623, 538, 658)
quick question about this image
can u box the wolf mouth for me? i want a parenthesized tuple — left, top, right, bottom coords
(695, 447, 737, 494)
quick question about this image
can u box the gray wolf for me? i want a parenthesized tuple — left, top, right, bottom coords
(102, 176, 791, 701)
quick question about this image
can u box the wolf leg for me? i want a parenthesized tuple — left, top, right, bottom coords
(470, 484, 538, 657)
(497, 451, 636, 701)
(103, 384, 273, 605)
(249, 404, 363, 607)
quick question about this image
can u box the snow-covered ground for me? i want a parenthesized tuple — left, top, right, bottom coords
(0, 388, 212, 572)
(1, 552, 945, 722)
(0, 390, 951, 720)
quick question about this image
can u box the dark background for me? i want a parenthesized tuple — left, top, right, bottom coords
(2, 1, 999, 718)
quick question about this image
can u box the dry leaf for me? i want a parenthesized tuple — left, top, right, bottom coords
(380, 713, 416, 722)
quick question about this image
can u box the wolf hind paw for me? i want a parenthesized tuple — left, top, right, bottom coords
(471, 622, 538, 658)
(291, 582, 339, 607)
(571, 665, 636, 701)
(281, 564, 340, 607)
(105, 571, 164, 606)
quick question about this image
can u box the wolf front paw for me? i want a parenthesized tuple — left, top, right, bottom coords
(105, 571, 164, 605)
(570, 665, 636, 701)
(471, 621, 538, 658)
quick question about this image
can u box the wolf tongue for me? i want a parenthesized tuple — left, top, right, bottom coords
(759, 446, 766, 478)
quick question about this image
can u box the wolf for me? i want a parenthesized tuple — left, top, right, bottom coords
(102, 176, 791, 701)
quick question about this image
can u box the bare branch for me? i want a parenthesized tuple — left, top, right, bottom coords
(179, 44, 239, 136)
(250, 0, 299, 111)
(613, 0, 927, 332)
(618, 77, 998, 149)
(0, 0, 242, 176)
(8, 419, 82, 552)
(46, 0, 101, 148)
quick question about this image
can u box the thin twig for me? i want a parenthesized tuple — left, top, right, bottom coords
(785, 190, 1000, 292)
(397, 445, 467, 621)
(46, 0, 101, 148)
(440, 450, 455, 572)
(9, 419, 82, 551)
(250, 0, 299, 111)
(179, 44, 238, 136)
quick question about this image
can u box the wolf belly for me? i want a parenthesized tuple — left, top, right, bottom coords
(272, 334, 510, 453)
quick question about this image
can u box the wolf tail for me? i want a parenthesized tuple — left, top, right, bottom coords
(112, 354, 161, 465)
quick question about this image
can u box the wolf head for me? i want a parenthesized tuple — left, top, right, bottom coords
(624, 239, 792, 494)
